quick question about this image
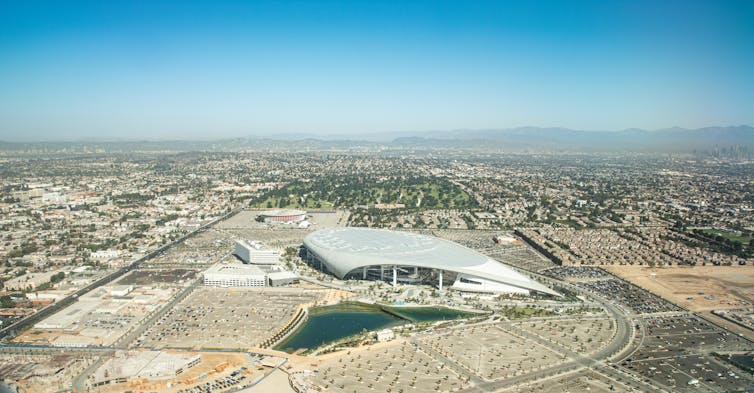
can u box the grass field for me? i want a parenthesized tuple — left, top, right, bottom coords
(697, 228, 751, 244)
(254, 195, 335, 209)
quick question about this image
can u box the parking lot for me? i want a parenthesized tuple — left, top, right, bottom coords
(513, 316, 616, 355)
(624, 353, 753, 392)
(503, 369, 632, 393)
(577, 278, 682, 314)
(144, 230, 230, 268)
(137, 287, 321, 349)
(308, 341, 471, 393)
(420, 324, 566, 381)
(541, 266, 610, 281)
(177, 366, 251, 393)
(621, 314, 754, 392)
(632, 315, 753, 361)
(117, 269, 198, 286)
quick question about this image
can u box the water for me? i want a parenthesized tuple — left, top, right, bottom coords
(274, 302, 402, 353)
(383, 305, 479, 322)
(0, 382, 15, 393)
(729, 354, 754, 371)
(274, 302, 480, 353)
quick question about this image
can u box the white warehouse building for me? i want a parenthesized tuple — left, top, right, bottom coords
(203, 263, 298, 288)
(234, 240, 281, 265)
(203, 264, 267, 287)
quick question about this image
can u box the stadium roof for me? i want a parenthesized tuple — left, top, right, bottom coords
(303, 227, 559, 296)
(259, 209, 306, 216)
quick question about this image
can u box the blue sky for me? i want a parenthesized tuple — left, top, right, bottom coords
(1, 0, 753, 141)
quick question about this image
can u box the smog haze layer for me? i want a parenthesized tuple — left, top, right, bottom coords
(1, 0, 753, 141)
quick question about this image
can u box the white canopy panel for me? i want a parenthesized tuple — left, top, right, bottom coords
(304, 227, 559, 296)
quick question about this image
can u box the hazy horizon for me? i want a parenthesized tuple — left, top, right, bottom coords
(3, 125, 754, 144)
(2, 1, 754, 141)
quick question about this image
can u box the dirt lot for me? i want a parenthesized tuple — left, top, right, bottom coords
(96, 351, 250, 393)
(603, 265, 754, 312)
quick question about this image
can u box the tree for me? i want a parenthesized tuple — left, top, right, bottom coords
(50, 272, 65, 283)
(0, 295, 14, 308)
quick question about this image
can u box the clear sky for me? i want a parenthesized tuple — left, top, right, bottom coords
(1, 0, 753, 141)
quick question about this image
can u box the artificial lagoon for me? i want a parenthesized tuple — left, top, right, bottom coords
(274, 302, 479, 353)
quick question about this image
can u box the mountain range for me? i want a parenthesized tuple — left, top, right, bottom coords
(1, 126, 752, 153)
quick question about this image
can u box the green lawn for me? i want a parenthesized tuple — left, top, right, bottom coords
(697, 228, 750, 245)
(254, 196, 334, 209)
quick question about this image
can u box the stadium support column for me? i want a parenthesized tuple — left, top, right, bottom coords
(363, 267, 367, 279)
(392, 266, 397, 287)
(438, 269, 443, 291)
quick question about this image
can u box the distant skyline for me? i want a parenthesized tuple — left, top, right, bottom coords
(1, 0, 753, 141)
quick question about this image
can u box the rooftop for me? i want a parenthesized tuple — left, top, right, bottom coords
(304, 228, 560, 296)
(259, 209, 306, 217)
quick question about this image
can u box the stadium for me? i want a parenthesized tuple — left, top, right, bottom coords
(256, 209, 307, 223)
(302, 228, 560, 296)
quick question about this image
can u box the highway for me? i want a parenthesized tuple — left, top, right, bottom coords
(114, 278, 202, 348)
(0, 207, 246, 393)
(409, 266, 663, 393)
(0, 206, 244, 343)
(0, 207, 247, 392)
(297, 247, 658, 391)
(0, 211, 668, 392)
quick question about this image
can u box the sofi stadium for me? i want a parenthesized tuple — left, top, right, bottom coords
(302, 228, 560, 297)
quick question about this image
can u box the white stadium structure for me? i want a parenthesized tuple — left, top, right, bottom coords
(257, 209, 307, 223)
(302, 228, 560, 297)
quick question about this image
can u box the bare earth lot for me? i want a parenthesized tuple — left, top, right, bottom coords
(603, 265, 754, 312)
(605, 265, 754, 339)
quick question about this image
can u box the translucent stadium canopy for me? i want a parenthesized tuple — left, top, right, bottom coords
(303, 227, 560, 297)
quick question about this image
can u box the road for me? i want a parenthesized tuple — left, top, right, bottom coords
(114, 278, 202, 348)
(68, 251, 232, 390)
(405, 266, 663, 393)
(0, 206, 244, 343)
(297, 247, 657, 391)
(412, 339, 485, 388)
(1, 210, 669, 392)
(1, 206, 245, 393)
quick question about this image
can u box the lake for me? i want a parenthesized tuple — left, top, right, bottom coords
(274, 302, 480, 353)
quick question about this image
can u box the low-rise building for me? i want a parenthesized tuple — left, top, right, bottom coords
(234, 240, 280, 265)
(376, 329, 395, 342)
(4, 270, 63, 291)
(268, 271, 299, 287)
(203, 263, 267, 287)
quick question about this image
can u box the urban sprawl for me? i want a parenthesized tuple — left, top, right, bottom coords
(1, 148, 753, 393)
